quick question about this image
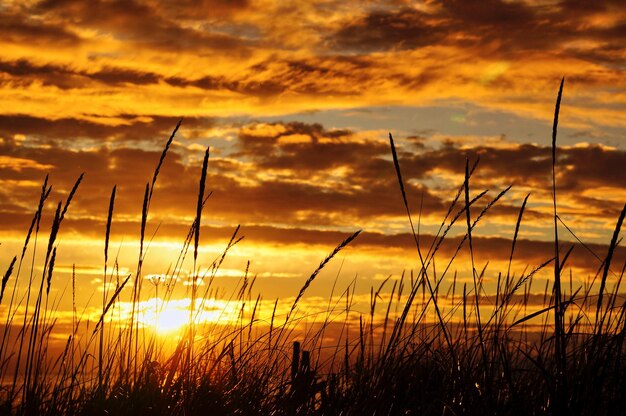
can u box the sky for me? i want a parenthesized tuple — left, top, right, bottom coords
(0, 0, 625, 336)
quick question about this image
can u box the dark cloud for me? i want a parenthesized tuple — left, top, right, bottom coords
(332, 7, 445, 52)
(1, 119, 624, 263)
(0, 0, 622, 107)
(404, 141, 626, 196)
(329, 0, 626, 60)
(35, 0, 251, 53)
(2, 206, 621, 278)
(1, 119, 439, 232)
(233, 121, 626, 225)
(0, 58, 164, 90)
(167, 74, 288, 97)
(0, 59, 167, 89)
(3, 0, 620, 111)
(240, 56, 385, 97)
(0, 59, 77, 90)
(0, 55, 364, 98)
(0, 59, 67, 78)
(568, 43, 626, 66)
(441, 1, 571, 58)
(235, 120, 626, 199)
(440, 0, 538, 28)
(0, 10, 81, 46)
(148, 0, 251, 19)
(237, 121, 366, 171)
(87, 67, 163, 86)
(0, 114, 211, 142)
(0, 57, 245, 94)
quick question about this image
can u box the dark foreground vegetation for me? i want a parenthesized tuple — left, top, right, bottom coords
(1, 81, 625, 415)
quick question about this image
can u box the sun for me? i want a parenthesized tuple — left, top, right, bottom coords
(154, 308, 191, 334)
(138, 297, 239, 335)
(141, 299, 192, 335)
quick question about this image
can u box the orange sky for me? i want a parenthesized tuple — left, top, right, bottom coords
(0, 0, 625, 332)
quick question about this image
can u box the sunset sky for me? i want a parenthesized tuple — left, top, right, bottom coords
(1, 0, 625, 332)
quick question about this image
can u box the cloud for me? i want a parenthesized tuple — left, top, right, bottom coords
(329, 0, 626, 61)
(1, 119, 624, 258)
(406, 141, 626, 195)
(0, 114, 210, 142)
(35, 0, 252, 53)
(332, 7, 445, 52)
(2, 208, 621, 279)
(0, 9, 81, 46)
(146, 0, 251, 20)
(0, 0, 623, 131)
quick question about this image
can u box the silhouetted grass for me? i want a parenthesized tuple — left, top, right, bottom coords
(0, 81, 625, 415)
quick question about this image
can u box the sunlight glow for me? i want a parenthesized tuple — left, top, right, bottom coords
(137, 298, 241, 335)
(138, 299, 188, 334)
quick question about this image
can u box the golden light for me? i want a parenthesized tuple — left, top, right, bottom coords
(137, 298, 242, 336)
(140, 298, 193, 335)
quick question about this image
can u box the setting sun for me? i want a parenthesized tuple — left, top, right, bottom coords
(136, 298, 242, 335)
(141, 299, 191, 335)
